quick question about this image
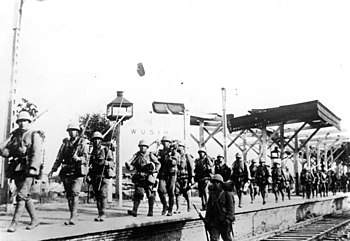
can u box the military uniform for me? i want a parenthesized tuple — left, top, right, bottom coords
(0, 111, 44, 232)
(157, 136, 180, 216)
(175, 142, 194, 213)
(87, 131, 115, 221)
(50, 123, 89, 225)
(214, 154, 231, 182)
(271, 161, 286, 202)
(300, 167, 313, 199)
(194, 148, 214, 210)
(248, 160, 259, 203)
(127, 140, 160, 217)
(205, 174, 235, 241)
(283, 167, 294, 200)
(231, 153, 250, 208)
(255, 160, 270, 205)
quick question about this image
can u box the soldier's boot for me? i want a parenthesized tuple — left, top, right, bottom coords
(7, 201, 25, 232)
(159, 195, 168, 215)
(64, 198, 72, 225)
(167, 195, 174, 216)
(184, 193, 191, 212)
(238, 195, 242, 208)
(147, 196, 155, 217)
(173, 195, 180, 214)
(95, 198, 101, 221)
(200, 196, 207, 211)
(128, 200, 140, 217)
(99, 198, 107, 221)
(68, 196, 78, 225)
(25, 199, 39, 230)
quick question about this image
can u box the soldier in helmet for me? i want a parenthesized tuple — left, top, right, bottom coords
(205, 174, 235, 241)
(194, 147, 214, 211)
(156, 136, 180, 216)
(49, 122, 89, 225)
(271, 159, 286, 203)
(248, 159, 259, 204)
(174, 141, 194, 213)
(255, 158, 270, 205)
(86, 131, 115, 221)
(126, 140, 160, 217)
(231, 152, 250, 208)
(0, 111, 44, 232)
(214, 154, 231, 182)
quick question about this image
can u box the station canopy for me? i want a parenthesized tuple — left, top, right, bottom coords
(227, 100, 341, 133)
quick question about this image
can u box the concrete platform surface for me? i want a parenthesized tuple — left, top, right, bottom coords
(0, 193, 349, 241)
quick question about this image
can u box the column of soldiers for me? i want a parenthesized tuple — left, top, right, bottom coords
(3, 112, 348, 236)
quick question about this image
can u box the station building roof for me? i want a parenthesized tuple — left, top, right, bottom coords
(227, 100, 341, 133)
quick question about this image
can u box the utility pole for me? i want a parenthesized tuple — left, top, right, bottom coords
(1, 0, 24, 206)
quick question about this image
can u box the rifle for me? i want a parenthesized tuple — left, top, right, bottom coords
(97, 115, 126, 191)
(74, 115, 91, 157)
(193, 204, 209, 241)
(0, 109, 48, 149)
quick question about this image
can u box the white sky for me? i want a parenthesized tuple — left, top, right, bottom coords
(1, 0, 350, 171)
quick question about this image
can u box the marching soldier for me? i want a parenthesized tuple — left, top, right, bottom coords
(231, 152, 250, 208)
(205, 174, 235, 241)
(157, 136, 180, 216)
(300, 166, 313, 199)
(255, 158, 270, 205)
(87, 131, 115, 222)
(157, 136, 172, 215)
(214, 154, 231, 182)
(174, 141, 194, 213)
(49, 122, 89, 225)
(283, 166, 294, 200)
(248, 159, 259, 204)
(0, 111, 44, 232)
(271, 159, 286, 203)
(126, 140, 160, 217)
(194, 147, 214, 211)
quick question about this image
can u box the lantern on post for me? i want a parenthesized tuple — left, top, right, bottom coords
(107, 91, 133, 121)
(106, 91, 133, 207)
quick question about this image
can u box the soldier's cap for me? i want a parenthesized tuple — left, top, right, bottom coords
(16, 111, 33, 124)
(210, 174, 224, 184)
(198, 147, 207, 154)
(259, 159, 266, 163)
(251, 159, 257, 163)
(66, 123, 81, 132)
(235, 152, 243, 158)
(161, 136, 171, 143)
(91, 131, 103, 140)
(138, 139, 149, 147)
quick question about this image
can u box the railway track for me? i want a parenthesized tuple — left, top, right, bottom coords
(260, 212, 350, 241)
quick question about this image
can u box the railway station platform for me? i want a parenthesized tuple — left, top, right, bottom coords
(0, 193, 349, 241)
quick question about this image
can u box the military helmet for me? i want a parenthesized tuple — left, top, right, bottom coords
(259, 158, 266, 163)
(16, 111, 32, 124)
(251, 159, 257, 163)
(274, 159, 281, 165)
(211, 174, 224, 184)
(217, 153, 224, 159)
(178, 140, 185, 148)
(91, 131, 103, 140)
(235, 152, 243, 159)
(198, 147, 207, 154)
(138, 139, 149, 147)
(161, 136, 171, 143)
(66, 123, 81, 132)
